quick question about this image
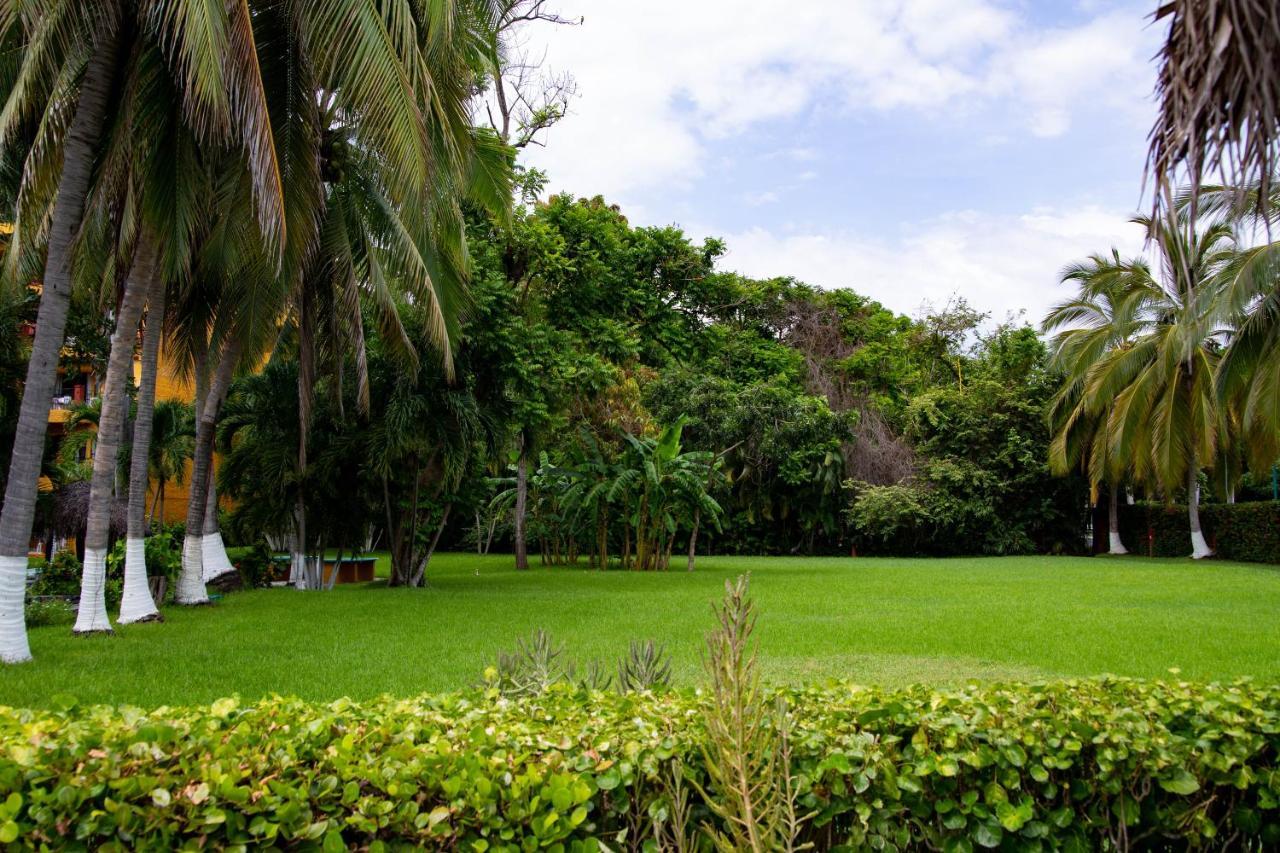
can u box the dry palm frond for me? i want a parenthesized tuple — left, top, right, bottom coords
(1147, 1, 1280, 219)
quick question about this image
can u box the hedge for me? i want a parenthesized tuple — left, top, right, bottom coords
(1118, 501, 1280, 563)
(1, 679, 1278, 850)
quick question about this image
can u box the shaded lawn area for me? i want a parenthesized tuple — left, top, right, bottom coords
(4, 553, 1279, 710)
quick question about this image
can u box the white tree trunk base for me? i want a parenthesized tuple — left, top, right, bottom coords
(176, 535, 210, 604)
(1190, 531, 1213, 559)
(73, 547, 113, 634)
(292, 551, 308, 590)
(1108, 532, 1128, 555)
(118, 537, 160, 624)
(0, 555, 32, 663)
(201, 532, 236, 581)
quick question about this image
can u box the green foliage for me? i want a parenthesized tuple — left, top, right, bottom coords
(487, 630, 675, 697)
(696, 575, 810, 851)
(1, 678, 1278, 849)
(27, 550, 81, 597)
(616, 639, 673, 693)
(232, 541, 275, 589)
(848, 327, 1085, 556)
(1119, 501, 1280, 563)
(22, 598, 74, 628)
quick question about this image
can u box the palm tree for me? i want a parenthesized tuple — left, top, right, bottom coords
(144, 399, 194, 527)
(0, 15, 121, 662)
(1182, 180, 1280, 472)
(119, 275, 168, 623)
(172, 0, 509, 599)
(1148, 2, 1280, 219)
(1080, 215, 1237, 559)
(1043, 251, 1151, 555)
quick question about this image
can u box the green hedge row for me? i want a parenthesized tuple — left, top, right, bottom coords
(1118, 501, 1280, 563)
(1, 679, 1278, 850)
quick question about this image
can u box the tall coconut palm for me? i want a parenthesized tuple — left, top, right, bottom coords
(0, 13, 120, 662)
(0, 0, 284, 657)
(1182, 180, 1280, 471)
(1043, 251, 1153, 555)
(118, 274, 167, 623)
(171, 0, 483, 596)
(1082, 214, 1237, 559)
(275, 0, 511, 589)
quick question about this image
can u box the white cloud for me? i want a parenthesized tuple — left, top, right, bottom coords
(520, 1, 1158, 202)
(705, 205, 1148, 325)
(742, 190, 780, 207)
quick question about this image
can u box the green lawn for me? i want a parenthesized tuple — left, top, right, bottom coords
(4, 553, 1279, 710)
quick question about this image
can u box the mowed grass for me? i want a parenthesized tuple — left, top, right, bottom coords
(3, 553, 1279, 710)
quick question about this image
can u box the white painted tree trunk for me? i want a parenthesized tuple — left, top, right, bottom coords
(0, 556, 31, 662)
(201, 533, 236, 582)
(201, 479, 236, 581)
(118, 538, 159, 623)
(1107, 484, 1128, 555)
(72, 548, 113, 633)
(1187, 468, 1213, 559)
(177, 534, 208, 604)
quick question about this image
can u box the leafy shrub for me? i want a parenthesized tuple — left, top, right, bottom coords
(231, 540, 274, 589)
(1118, 501, 1280, 563)
(1205, 502, 1280, 564)
(0, 678, 1277, 849)
(26, 549, 80, 597)
(22, 598, 74, 628)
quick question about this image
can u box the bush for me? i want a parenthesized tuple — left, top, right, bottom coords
(26, 549, 80, 597)
(231, 540, 274, 589)
(22, 598, 74, 628)
(0, 679, 1277, 849)
(1118, 501, 1280, 564)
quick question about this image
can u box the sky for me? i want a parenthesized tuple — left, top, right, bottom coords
(516, 0, 1168, 326)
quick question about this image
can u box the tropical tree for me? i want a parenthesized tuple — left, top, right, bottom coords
(1067, 215, 1237, 558)
(0, 10, 122, 661)
(608, 421, 722, 571)
(119, 276, 168, 623)
(1043, 251, 1152, 554)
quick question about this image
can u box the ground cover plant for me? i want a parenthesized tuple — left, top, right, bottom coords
(3, 553, 1279, 710)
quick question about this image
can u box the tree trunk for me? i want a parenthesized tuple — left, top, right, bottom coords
(120, 274, 167, 624)
(1107, 483, 1128, 556)
(1187, 465, 1213, 559)
(201, 474, 235, 581)
(75, 234, 156, 634)
(514, 438, 529, 570)
(0, 32, 119, 663)
(293, 281, 314, 589)
(687, 510, 701, 571)
(410, 504, 451, 587)
(178, 339, 242, 603)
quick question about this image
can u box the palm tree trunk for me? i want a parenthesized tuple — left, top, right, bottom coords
(0, 32, 119, 663)
(514, 436, 529, 570)
(178, 339, 242, 603)
(1107, 483, 1128, 556)
(293, 282, 315, 589)
(1187, 465, 1213, 559)
(75, 234, 157, 634)
(201, 474, 235, 581)
(119, 275, 167, 624)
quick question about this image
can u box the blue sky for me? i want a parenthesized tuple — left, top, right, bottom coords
(521, 0, 1165, 324)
